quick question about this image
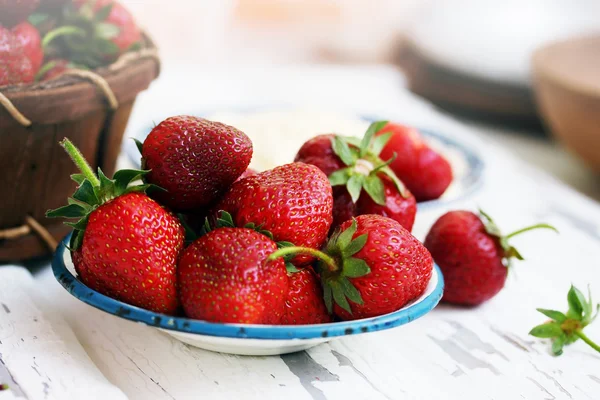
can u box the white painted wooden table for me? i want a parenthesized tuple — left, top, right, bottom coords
(1, 65, 599, 399)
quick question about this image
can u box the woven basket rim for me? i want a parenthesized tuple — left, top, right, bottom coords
(0, 33, 159, 96)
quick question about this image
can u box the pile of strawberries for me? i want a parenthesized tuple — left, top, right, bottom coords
(0, 0, 140, 86)
(49, 115, 556, 325)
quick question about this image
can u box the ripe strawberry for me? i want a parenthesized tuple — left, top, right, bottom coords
(140, 115, 253, 212)
(0, 0, 40, 27)
(12, 22, 42, 72)
(295, 123, 415, 231)
(424, 210, 557, 306)
(47, 138, 185, 315)
(178, 227, 288, 324)
(281, 267, 331, 325)
(331, 176, 416, 232)
(0, 25, 35, 86)
(378, 122, 453, 201)
(214, 162, 333, 265)
(270, 214, 433, 320)
(235, 167, 257, 182)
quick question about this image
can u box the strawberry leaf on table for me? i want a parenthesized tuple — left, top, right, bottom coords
(327, 120, 409, 205)
(530, 285, 600, 356)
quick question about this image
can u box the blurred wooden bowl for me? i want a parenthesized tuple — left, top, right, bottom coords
(532, 34, 600, 171)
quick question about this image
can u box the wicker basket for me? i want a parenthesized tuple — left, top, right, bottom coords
(0, 36, 160, 262)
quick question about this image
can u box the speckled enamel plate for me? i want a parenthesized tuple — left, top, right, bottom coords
(52, 234, 444, 356)
(124, 109, 484, 210)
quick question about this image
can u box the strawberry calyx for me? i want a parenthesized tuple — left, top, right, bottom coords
(41, 1, 128, 68)
(478, 209, 558, 267)
(46, 138, 162, 251)
(269, 218, 371, 313)
(530, 285, 600, 356)
(328, 121, 409, 205)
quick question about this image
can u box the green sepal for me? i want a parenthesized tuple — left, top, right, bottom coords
(177, 213, 198, 243)
(73, 179, 98, 204)
(536, 308, 567, 323)
(379, 166, 409, 198)
(334, 219, 357, 249)
(529, 322, 563, 338)
(331, 136, 356, 166)
(285, 262, 299, 273)
(46, 203, 88, 219)
(567, 285, 585, 320)
(346, 174, 364, 203)
(133, 138, 144, 156)
(359, 120, 388, 157)
(112, 169, 149, 195)
(363, 175, 385, 205)
(330, 280, 351, 314)
(342, 257, 370, 278)
(371, 131, 392, 156)
(323, 283, 333, 314)
(71, 173, 87, 185)
(552, 334, 567, 356)
(28, 12, 49, 26)
(69, 229, 85, 250)
(277, 241, 295, 249)
(65, 214, 90, 231)
(94, 4, 114, 22)
(340, 277, 363, 305)
(328, 168, 351, 187)
(342, 234, 367, 258)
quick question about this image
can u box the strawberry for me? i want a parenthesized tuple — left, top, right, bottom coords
(43, 0, 141, 67)
(235, 167, 257, 182)
(140, 116, 253, 212)
(270, 214, 433, 320)
(378, 122, 453, 201)
(424, 210, 557, 306)
(0, 25, 35, 86)
(12, 22, 42, 72)
(0, 0, 40, 27)
(281, 267, 331, 325)
(295, 123, 416, 232)
(214, 162, 333, 265)
(47, 138, 185, 315)
(178, 227, 288, 324)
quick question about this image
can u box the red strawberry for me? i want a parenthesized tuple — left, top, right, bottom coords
(378, 122, 453, 201)
(214, 162, 333, 265)
(294, 123, 415, 231)
(424, 210, 557, 306)
(47, 138, 185, 315)
(331, 176, 416, 232)
(270, 214, 433, 320)
(0, 0, 40, 27)
(178, 227, 288, 324)
(0, 25, 35, 86)
(12, 22, 42, 72)
(141, 116, 253, 212)
(281, 267, 331, 325)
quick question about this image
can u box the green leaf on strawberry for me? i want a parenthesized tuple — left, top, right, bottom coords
(328, 121, 409, 205)
(530, 285, 600, 356)
(46, 138, 159, 251)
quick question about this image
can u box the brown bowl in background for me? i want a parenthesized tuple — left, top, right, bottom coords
(532, 34, 600, 172)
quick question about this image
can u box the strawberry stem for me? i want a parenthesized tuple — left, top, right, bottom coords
(269, 246, 338, 272)
(505, 223, 558, 239)
(60, 138, 100, 187)
(575, 330, 600, 353)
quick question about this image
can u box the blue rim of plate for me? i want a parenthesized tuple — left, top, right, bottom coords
(52, 233, 444, 340)
(123, 107, 484, 210)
